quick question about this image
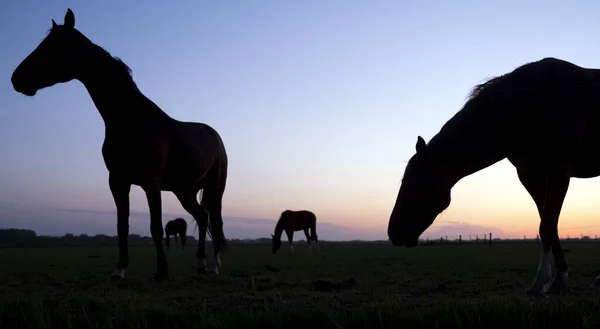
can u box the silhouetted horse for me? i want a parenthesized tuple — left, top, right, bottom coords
(11, 9, 228, 282)
(165, 218, 188, 250)
(387, 57, 600, 296)
(272, 210, 319, 254)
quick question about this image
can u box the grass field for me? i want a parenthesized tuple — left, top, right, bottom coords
(2, 242, 600, 329)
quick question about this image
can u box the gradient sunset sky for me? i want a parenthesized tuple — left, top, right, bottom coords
(2, 0, 600, 240)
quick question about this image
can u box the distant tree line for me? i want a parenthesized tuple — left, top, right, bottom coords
(0, 228, 397, 247)
(0, 228, 598, 247)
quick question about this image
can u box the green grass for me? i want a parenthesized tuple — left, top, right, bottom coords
(2, 243, 600, 328)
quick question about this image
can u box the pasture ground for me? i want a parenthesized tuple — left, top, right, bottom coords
(2, 243, 600, 328)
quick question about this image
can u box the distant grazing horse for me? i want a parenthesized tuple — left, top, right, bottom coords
(165, 218, 188, 250)
(11, 9, 228, 282)
(387, 57, 600, 296)
(272, 210, 319, 254)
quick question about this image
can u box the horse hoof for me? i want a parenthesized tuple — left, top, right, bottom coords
(154, 267, 168, 283)
(207, 268, 220, 275)
(153, 273, 167, 283)
(109, 269, 125, 281)
(546, 282, 569, 295)
(525, 286, 547, 298)
(109, 274, 123, 281)
(526, 290, 547, 298)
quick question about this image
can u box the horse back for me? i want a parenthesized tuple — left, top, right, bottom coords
(283, 210, 316, 231)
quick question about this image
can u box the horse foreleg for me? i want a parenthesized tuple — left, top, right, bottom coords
(108, 174, 131, 281)
(286, 231, 294, 253)
(142, 178, 168, 283)
(519, 169, 570, 295)
(174, 235, 178, 246)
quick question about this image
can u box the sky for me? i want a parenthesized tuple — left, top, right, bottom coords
(2, 0, 600, 241)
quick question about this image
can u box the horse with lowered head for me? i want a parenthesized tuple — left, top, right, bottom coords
(272, 210, 319, 254)
(11, 9, 228, 282)
(388, 57, 600, 296)
(165, 218, 188, 250)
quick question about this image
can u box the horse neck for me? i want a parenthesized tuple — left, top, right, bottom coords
(75, 45, 170, 127)
(428, 101, 508, 187)
(274, 220, 286, 239)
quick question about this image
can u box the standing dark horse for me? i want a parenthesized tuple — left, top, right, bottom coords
(272, 210, 319, 254)
(388, 57, 600, 296)
(11, 9, 228, 282)
(165, 218, 188, 250)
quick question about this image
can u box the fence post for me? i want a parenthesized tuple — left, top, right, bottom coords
(459, 235, 462, 245)
(489, 232, 492, 248)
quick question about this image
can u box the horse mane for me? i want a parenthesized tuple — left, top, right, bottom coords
(47, 25, 138, 89)
(274, 210, 292, 235)
(426, 59, 543, 151)
(95, 47, 138, 88)
(274, 211, 287, 229)
(466, 59, 543, 104)
(467, 76, 503, 102)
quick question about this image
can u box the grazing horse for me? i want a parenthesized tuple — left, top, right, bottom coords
(10, 9, 228, 282)
(165, 218, 188, 250)
(387, 57, 600, 296)
(272, 210, 319, 254)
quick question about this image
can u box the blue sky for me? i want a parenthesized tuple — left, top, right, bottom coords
(2, 0, 600, 240)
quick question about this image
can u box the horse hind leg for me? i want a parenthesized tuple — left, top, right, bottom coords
(197, 156, 228, 275)
(174, 190, 209, 274)
(201, 195, 226, 275)
(304, 228, 311, 251)
(518, 168, 570, 295)
(311, 225, 319, 252)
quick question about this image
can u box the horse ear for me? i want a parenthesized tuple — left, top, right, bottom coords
(52, 19, 58, 29)
(64, 8, 75, 29)
(415, 136, 427, 155)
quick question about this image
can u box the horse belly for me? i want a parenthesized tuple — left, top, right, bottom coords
(572, 134, 600, 178)
(160, 151, 213, 191)
(102, 137, 174, 187)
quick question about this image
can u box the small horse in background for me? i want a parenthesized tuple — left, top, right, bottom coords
(165, 218, 187, 250)
(272, 210, 319, 254)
